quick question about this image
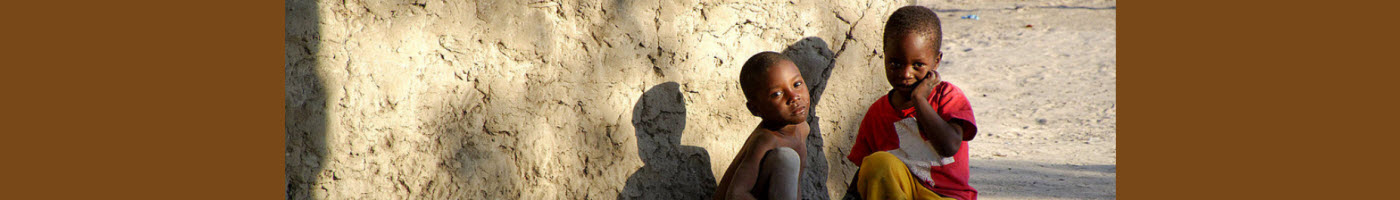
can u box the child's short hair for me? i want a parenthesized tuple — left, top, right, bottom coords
(884, 6, 943, 51)
(739, 51, 791, 101)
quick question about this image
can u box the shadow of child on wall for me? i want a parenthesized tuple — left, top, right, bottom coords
(285, 0, 327, 199)
(620, 82, 717, 200)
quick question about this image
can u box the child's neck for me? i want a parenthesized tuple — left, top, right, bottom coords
(759, 120, 799, 137)
(887, 90, 916, 110)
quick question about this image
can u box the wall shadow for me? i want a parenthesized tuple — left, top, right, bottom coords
(781, 37, 838, 200)
(284, 0, 324, 199)
(619, 82, 716, 200)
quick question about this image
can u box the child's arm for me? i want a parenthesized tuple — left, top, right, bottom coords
(717, 135, 774, 200)
(796, 121, 810, 169)
(910, 71, 965, 158)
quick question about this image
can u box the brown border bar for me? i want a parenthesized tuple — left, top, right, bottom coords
(1124, 0, 1399, 199)
(3, 0, 282, 199)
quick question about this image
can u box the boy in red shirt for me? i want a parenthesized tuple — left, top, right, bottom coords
(846, 6, 979, 200)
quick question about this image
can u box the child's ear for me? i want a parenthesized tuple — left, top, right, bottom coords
(931, 51, 943, 71)
(746, 101, 760, 117)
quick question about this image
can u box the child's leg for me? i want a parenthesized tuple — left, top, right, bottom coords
(759, 147, 800, 200)
(856, 151, 950, 200)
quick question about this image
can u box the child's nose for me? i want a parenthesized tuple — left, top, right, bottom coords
(786, 88, 802, 102)
(900, 67, 917, 79)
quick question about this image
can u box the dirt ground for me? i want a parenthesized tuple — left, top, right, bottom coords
(285, 0, 1115, 199)
(934, 1, 1116, 199)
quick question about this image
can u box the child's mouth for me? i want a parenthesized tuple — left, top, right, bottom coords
(793, 105, 808, 115)
(895, 85, 915, 90)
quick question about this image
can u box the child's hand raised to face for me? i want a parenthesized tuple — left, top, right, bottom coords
(912, 71, 941, 100)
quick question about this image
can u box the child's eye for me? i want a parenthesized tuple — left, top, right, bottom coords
(794, 82, 803, 87)
(771, 91, 783, 98)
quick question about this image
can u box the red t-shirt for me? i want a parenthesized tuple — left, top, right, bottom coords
(848, 81, 978, 200)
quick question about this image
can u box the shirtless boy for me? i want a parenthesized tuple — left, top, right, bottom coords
(715, 52, 811, 200)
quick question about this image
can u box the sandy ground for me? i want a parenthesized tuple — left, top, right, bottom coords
(284, 0, 1114, 199)
(930, 1, 1117, 199)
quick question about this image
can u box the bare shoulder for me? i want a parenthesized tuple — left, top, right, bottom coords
(781, 122, 809, 149)
(797, 121, 811, 140)
(769, 123, 808, 153)
(742, 128, 780, 154)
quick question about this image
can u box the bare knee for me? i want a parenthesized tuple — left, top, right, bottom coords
(763, 147, 800, 172)
(762, 147, 800, 200)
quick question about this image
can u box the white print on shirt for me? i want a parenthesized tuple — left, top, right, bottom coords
(886, 117, 955, 184)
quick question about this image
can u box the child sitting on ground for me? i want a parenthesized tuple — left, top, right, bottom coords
(715, 52, 812, 200)
(846, 5, 980, 200)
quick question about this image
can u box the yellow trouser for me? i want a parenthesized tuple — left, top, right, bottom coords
(857, 151, 954, 200)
